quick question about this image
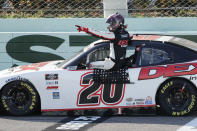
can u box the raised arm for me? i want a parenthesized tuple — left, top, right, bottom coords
(75, 25, 115, 40)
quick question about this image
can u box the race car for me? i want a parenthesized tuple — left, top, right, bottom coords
(0, 35, 197, 116)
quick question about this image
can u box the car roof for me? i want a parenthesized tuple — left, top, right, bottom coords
(133, 35, 197, 52)
(87, 35, 197, 52)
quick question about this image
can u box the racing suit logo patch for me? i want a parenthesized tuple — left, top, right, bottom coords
(118, 40, 128, 47)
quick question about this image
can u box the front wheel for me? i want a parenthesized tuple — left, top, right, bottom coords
(0, 80, 40, 116)
(158, 79, 197, 116)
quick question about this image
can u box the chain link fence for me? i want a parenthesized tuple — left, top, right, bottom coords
(128, 0, 197, 17)
(0, 0, 103, 18)
(0, 0, 196, 18)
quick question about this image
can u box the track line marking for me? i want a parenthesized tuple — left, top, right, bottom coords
(177, 117, 197, 131)
(44, 116, 109, 131)
(56, 116, 100, 130)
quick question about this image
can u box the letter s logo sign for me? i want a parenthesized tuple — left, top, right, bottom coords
(6, 35, 65, 63)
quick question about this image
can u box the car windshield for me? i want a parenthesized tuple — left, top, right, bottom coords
(57, 49, 84, 68)
(56, 40, 108, 68)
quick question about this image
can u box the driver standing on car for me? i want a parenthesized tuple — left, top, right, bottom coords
(76, 13, 133, 70)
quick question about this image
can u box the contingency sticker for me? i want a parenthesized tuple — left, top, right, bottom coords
(45, 74, 58, 80)
(53, 92, 60, 99)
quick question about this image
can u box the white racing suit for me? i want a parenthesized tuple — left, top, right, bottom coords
(77, 26, 133, 70)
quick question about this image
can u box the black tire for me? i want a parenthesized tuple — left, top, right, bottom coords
(0, 80, 40, 116)
(158, 79, 197, 116)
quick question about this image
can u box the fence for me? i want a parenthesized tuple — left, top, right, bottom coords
(128, 0, 197, 17)
(0, 0, 196, 18)
(0, 0, 103, 18)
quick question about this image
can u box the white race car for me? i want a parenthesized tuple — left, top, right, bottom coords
(0, 35, 197, 116)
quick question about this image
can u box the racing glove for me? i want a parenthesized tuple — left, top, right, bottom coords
(75, 25, 89, 33)
(75, 25, 115, 40)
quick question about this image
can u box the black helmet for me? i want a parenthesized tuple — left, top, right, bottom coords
(106, 13, 125, 32)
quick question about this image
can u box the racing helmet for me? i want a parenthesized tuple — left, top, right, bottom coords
(106, 13, 125, 32)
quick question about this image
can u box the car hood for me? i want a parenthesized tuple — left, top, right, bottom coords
(0, 60, 63, 77)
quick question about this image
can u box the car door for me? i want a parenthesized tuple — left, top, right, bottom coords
(126, 41, 172, 107)
(73, 44, 142, 108)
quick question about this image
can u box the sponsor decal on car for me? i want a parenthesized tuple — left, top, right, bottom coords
(46, 81, 59, 89)
(126, 97, 133, 106)
(18, 62, 49, 72)
(47, 86, 59, 89)
(133, 35, 161, 41)
(136, 102, 145, 105)
(126, 97, 133, 102)
(126, 103, 132, 106)
(53, 92, 60, 99)
(45, 74, 58, 80)
(5, 76, 28, 83)
(139, 63, 197, 80)
(89, 64, 104, 69)
(46, 81, 58, 85)
(135, 98, 145, 105)
(190, 76, 197, 80)
(135, 99, 145, 101)
(145, 96, 152, 105)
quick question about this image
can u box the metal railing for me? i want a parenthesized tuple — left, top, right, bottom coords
(0, 0, 196, 18)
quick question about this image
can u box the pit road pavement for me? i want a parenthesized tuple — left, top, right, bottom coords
(0, 112, 197, 131)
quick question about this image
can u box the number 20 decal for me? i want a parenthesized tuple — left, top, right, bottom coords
(77, 72, 126, 106)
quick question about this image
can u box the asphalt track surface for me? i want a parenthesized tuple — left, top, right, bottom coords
(0, 111, 197, 131)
